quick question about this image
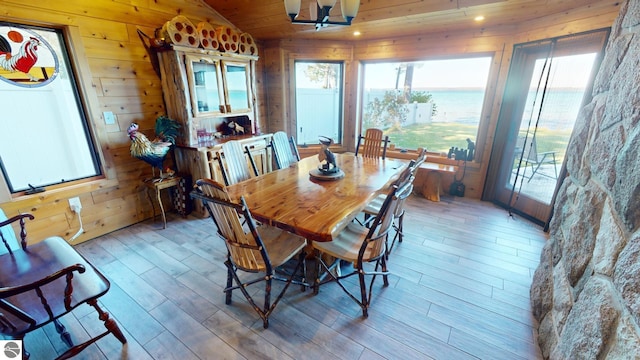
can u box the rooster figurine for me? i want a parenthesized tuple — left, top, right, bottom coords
(0, 32, 40, 81)
(128, 116, 180, 181)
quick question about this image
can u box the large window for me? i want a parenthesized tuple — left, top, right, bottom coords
(294, 61, 344, 145)
(0, 23, 101, 195)
(361, 57, 492, 153)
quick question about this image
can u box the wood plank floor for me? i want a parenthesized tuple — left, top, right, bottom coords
(21, 194, 547, 359)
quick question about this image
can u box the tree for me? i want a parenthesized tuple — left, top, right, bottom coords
(363, 90, 436, 131)
(363, 90, 409, 130)
(304, 63, 337, 89)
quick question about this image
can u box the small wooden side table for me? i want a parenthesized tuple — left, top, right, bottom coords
(144, 176, 181, 229)
(416, 162, 458, 202)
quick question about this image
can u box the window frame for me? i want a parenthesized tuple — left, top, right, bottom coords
(0, 23, 112, 201)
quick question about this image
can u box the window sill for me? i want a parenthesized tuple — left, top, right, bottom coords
(385, 149, 480, 170)
(1, 177, 119, 203)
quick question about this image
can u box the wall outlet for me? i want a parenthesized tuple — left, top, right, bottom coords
(69, 197, 82, 213)
(103, 111, 116, 125)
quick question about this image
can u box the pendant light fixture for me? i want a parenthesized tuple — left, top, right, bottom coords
(284, 0, 360, 30)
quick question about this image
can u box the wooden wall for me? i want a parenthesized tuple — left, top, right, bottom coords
(0, 0, 236, 244)
(261, 2, 620, 199)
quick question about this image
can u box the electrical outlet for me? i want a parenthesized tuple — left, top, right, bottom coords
(69, 197, 82, 213)
(103, 111, 116, 125)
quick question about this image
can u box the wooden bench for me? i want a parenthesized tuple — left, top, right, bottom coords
(415, 162, 458, 202)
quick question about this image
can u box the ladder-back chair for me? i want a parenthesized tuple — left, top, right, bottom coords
(312, 174, 407, 317)
(191, 179, 308, 328)
(355, 128, 389, 159)
(271, 131, 300, 169)
(216, 140, 258, 185)
(0, 210, 126, 359)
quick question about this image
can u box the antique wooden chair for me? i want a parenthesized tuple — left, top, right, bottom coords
(0, 210, 126, 359)
(191, 179, 308, 328)
(355, 128, 389, 159)
(312, 174, 406, 317)
(216, 140, 258, 185)
(271, 131, 300, 169)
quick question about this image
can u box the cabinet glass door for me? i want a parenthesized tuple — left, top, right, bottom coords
(186, 55, 223, 117)
(222, 61, 251, 112)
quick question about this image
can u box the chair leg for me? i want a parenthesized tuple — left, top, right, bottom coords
(88, 299, 127, 344)
(225, 260, 234, 305)
(397, 214, 404, 244)
(381, 256, 389, 287)
(263, 276, 272, 329)
(359, 269, 369, 318)
(300, 251, 308, 292)
(54, 319, 73, 347)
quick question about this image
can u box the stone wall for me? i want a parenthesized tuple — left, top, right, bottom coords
(530, 0, 640, 358)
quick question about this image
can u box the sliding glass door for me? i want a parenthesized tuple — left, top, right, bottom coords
(485, 29, 609, 227)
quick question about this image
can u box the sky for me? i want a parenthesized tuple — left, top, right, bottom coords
(363, 57, 493, 89)
(296, 53, 598, 90)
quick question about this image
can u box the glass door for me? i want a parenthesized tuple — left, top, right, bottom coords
(185, 55, 224, 117)
(221, 61, 251, 113)
(485, 30, 609, 227)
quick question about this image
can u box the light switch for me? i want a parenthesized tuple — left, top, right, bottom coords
(103, 111, 116, 125)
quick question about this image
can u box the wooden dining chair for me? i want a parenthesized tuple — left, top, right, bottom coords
(362, 172, 415, 259)
(216, 140, 258, 185)
(0, 210, 126, 359)
(312, 175, 406, 317)
(355, 128, 389, 159)
(271, 131, 300, 169)
(191, 179, 308, 328)
(359, 149, 426, 255)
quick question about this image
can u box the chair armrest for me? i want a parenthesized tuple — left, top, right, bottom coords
(0, 213, 34, 253)
(0, 263, 86, 327)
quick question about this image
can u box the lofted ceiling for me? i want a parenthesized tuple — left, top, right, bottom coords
(205, 0, 618, 42)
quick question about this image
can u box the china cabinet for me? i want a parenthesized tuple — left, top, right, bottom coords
(158, 45, 258, 146)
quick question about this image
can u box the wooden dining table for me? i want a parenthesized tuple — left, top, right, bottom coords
(224, 153, 407, 242)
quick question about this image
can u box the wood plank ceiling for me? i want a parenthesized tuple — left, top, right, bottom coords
(205, 0, 617, 41)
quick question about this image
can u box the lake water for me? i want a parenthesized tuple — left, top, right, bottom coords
(364, 88, 588, 130)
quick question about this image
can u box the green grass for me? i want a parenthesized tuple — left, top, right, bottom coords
(383, 122, 573, 157)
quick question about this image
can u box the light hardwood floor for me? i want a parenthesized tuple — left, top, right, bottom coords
(22, 194, 547, 359)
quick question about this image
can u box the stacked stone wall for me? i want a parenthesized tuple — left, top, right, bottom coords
(531, 0, 640, 357)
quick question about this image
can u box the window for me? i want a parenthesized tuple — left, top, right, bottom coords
(0, 23, 101, 195)
(294, 61, 344, 145)
(361, 57, 492, 153)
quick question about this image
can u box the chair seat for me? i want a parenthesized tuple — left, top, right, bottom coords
(257, 225, 307, 269)
(312, 223, 381, 263)
(362, 194, 385, 215)
(0, 236, 109, 336)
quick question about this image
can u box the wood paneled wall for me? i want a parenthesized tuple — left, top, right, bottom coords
(261, 3, 619, 199)
(0, 0, 236, 244)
